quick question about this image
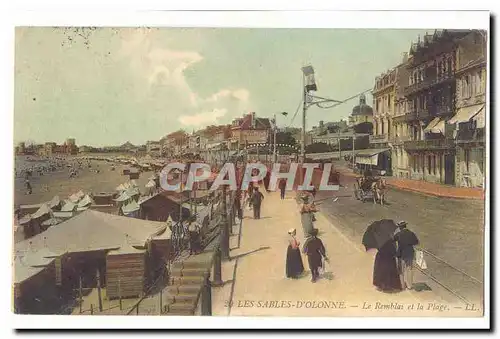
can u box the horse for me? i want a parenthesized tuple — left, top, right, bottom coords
(371, 178, 387, 205)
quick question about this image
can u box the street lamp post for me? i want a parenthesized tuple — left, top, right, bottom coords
(299, 65, 345, 185)
(273, 114, 277, 163)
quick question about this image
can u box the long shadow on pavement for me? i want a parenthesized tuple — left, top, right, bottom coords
(231, 246, 271, 260)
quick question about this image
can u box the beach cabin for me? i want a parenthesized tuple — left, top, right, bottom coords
(18, 203, 44, 218)
(129, 168, 140, 180)
(138, 192, 190, 222)
(13, 248, 58, 314)
(105, 245, 146, 299)
(13, 210, 172, 309)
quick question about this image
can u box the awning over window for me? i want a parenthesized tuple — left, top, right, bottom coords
(355, 148, 390, 157)
(356, 154, 379, 166)
(355, 148, 390, 166)
(449, 104, 485, 124)
(472, 106, 485, 129)
(424, 117, 441, 133)
(431, 120, 445, 134)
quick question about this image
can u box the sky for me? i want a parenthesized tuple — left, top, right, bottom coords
(14, 27, 431, 147)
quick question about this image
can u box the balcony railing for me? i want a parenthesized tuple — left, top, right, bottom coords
(417, 109, 430, 119)
(429, 105, 454, 117)
(392, 114, 407, 123)
(402, 109, 428, 121)
(404, 138, 456, 151)
(456, 128, 485, 144)
(403, 72, 455, 96)
(369, 134, 389, 144)
(392, 135, 411, 144)
(404, 110, 418, 121)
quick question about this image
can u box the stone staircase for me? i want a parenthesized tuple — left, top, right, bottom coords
(164, 255, 212, 315)
(163, 208, 228, 315)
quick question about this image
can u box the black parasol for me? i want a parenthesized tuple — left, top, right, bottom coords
(394, 228, 419, 247)
(362, 219, 399, 251)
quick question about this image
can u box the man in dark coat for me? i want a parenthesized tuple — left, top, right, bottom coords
(279, 179, 287, 200)
(247, 183, 254, 208)
(395, 221, 419, 290)
(303, 229, 328, 283)
(251, 187, 264, 219)
(264, 170, 271, 192)
(234, 189, 243, 220)
(188, 218, 202, 255)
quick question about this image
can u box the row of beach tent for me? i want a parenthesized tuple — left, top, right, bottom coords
(17, 190, 96, 229)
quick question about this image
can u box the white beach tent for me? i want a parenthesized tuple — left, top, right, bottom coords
(69, 190, 85, 203)
(121, 200, 140, 215)
(77, 195, 94, 208)
(31, 204, 52, 220)
(114, 191, 131, 203)
(60, 200, 77, 212)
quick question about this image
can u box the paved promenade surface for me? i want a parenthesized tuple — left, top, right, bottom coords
(212, 188, 483, 317)
(330, 162, 484, 200)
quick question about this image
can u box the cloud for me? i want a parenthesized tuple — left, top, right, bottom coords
(119, 28, 251, 127)
(178, 108, 227, 127)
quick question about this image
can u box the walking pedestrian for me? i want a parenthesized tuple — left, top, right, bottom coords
(285, 228, 304, 279)
(264, 170, 271, 192)
(394, 221, 419, 290)
(251, 186, 264, 219)
(279, 179, 286, 200)
(234, 189, 243, 220)
(247, 183, 255, 210)
(299, 194, 317, 239)
(188, 218, 202, 255)
(303, 229, 328, 283)
(25, 179, 32, 195)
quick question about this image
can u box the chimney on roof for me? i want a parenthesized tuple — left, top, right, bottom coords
(402, 52, 408, 63)
(251, 112, 256, 128)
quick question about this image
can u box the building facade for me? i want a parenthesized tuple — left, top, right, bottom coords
(146, 141, 162, 157)
(402, 30, 469, 185)
(370, 68, 397, 174)
(392, 54, 412, 178)
(372, 68, 397, 143)
(452, 31, 486, 188)
(230, 113, 270, 150)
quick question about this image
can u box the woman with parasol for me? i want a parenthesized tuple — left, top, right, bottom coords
(362, 219, 402, 292)
(285, 228, 304, 279)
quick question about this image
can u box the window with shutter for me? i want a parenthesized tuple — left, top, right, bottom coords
(471, 74, 476, 96)
(464, 75, 470, 98)
(477, 71, 482, 94)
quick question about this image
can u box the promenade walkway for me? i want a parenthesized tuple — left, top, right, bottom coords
(212, 188, 482, 317)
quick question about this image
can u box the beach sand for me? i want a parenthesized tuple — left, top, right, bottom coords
(13, 155, 154, 207)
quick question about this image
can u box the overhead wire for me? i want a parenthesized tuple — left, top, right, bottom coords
(288, 98, 303, 127)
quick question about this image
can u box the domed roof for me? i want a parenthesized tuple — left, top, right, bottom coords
(351, 94, 373, 116)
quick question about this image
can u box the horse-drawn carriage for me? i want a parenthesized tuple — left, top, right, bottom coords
(353, 175, 387, 205)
